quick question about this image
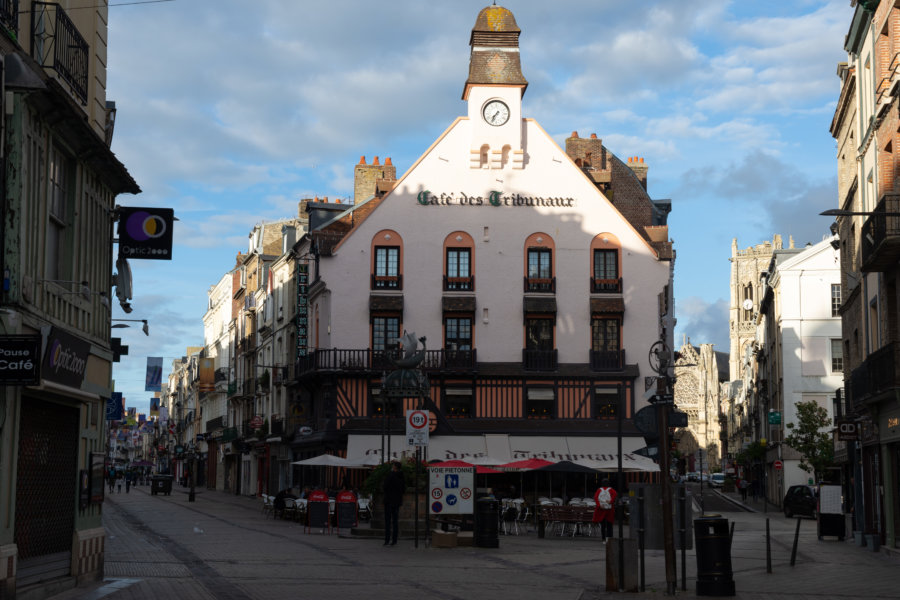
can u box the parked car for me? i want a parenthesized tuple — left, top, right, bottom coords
(686, 472, 699, 482)
(710, 473, 726, 488)
(783, 485, 818, 518)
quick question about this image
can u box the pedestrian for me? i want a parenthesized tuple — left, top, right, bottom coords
(382, 461, 405, 546)
(592, 479, 617, 541)
(750, 479, 760, 502)
(739, 478, 749, 502)
(116, 472, 123, 493)
(125, 470, 132, 493)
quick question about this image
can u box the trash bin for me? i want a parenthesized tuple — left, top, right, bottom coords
(151, 474, 174, 496)
(474, 497, 499, 548)
(694, 515, 735, 596)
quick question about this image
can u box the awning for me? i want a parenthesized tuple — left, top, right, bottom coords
(345, 434, 656, 471)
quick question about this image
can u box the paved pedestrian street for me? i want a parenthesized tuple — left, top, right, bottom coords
(49, 485, 900, 600)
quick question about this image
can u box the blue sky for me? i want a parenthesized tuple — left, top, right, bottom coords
(106, 0, 853, 414)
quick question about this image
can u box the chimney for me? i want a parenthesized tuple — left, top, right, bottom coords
(629, 156, 649, 190)
(354, 153, 395, 204)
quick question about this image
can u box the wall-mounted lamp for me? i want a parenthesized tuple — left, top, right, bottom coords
(112, 318, 149, 336)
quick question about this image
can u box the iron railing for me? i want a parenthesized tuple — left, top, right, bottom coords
(589, 349, 625, 371)
(524, 276, 555, 293)
(31, 2, 88, 104)
(371, 273, 402, 290)
(861, 192, 900, 272)
(443, 274, 474, 291)
(850, 341, 900, 410)
(296, 348, 477, 376)
(0, 0, 17, 35)
(522, 348, 558, 371)
(590, 277, 622, 293)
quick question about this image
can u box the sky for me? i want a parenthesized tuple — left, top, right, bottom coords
(105, 0, 854, 415)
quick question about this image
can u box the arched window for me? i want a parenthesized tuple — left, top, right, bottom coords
(590, 233, 622, 293)
(443, 231, 475, 291)
(370, 230, 403, 290)
(523, 232, 555, 293)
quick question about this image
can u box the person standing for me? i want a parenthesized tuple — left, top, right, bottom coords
(125, 470, 132, 493)
(383, 461, 405, 546)
(592, 479, 617, 541)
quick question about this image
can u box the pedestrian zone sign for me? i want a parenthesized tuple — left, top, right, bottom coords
(429, 467, 474, 515)
(406, 409, 429, 447)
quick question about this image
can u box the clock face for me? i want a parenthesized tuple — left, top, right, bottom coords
(742, 299, 753, 310)
(483, 100, 510, 126)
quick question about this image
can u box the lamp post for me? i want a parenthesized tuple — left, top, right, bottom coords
(111, 318, 149, 335)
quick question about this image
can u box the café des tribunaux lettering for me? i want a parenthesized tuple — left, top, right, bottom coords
(417, 190, 575, 208)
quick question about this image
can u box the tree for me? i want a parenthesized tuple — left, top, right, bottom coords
(784, 400, 834, 481)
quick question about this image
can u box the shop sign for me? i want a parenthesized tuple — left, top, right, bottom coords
(0, 335, 41, 384)
(416, 190, 575, 208)
(117, 206, 174, 260)
(41, 327, 90, 388)
(836, 419, 859, 441)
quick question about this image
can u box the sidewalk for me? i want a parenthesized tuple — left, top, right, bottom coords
(47, 483, 900, 600)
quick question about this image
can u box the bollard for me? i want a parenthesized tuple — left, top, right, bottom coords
(790, 518, 801, 566)
(766, 518, 772, 574)
(638, 488, 645, 592)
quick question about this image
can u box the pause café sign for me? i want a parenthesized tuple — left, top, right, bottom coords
(0, 335, 41, 385)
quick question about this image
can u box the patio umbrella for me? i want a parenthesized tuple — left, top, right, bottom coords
(532, 460, 597, 474)
(291, 454, 349, 467)
(495, 458, 555, 471)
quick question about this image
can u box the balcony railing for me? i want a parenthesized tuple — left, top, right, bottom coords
(443, 275, 474, 291)
(31, 2, 88, 104)
(523, 349, 558, 371)
(205, 416, 225, 432)
(861, 192, 900, 272)
(214, 367, 229, 383)
(524, 276, 555, 293)
(590, 277, 622, 293)
(589, 349, 625, 371)
(0, 0, 17, 35)
(849, 341, 900, 410)
(296, 348, 477, 377)
(371, 274, 402, 290)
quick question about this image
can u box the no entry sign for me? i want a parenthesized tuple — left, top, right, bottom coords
(773, 460, 783, 471)
(406, 410, 429, 446)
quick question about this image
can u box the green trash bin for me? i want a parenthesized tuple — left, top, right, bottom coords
(474, 498, 500, 548)
(151, 474, 174, 496)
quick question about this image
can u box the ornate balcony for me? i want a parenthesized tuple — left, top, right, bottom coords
(524, 276, 555, 293)
(849, 341, 900, 411)
(0, 0, 17, 35)
(589, 349, 625, 371)
(523, 349, 558, 371)
(590, 277, 622, 293)
(296, 348, 477, 378)
(860, 192, 900, 272)
(443, 275, 474, 291)
(30, 2, 88, 104)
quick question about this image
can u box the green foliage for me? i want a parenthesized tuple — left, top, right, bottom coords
(361, 456, 426, 497)
(734, 440, 767, 466)
(784, 400, 834, 481)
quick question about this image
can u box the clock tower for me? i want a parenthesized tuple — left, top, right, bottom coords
(463, 5, 528, 169)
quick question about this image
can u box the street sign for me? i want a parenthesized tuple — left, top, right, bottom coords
(429, 467, 474, 515)
(406, 409, 429, 446)
(768, 411, 782, 425)
(773, 460, 783, 471)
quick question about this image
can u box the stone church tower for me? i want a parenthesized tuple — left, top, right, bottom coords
(729, 236, 789, 381)
(674, 340, 726, 470)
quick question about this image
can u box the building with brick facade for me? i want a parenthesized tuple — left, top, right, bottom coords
(829, 0, 900, 552)
(285, 4, 674, 480)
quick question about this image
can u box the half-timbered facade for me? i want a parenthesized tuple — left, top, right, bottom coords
(290, 5, 675, 474)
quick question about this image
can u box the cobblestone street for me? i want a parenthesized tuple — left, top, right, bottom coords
(45, 484, 900, 600)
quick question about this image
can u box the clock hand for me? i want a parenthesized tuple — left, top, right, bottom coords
(492, 111, 500, 122)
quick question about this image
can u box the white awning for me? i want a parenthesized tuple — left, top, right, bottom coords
(345, 434, 657, 471)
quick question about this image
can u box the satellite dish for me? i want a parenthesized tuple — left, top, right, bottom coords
(114, 255, 133, 304)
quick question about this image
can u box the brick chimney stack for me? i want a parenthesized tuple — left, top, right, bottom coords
(627, 156, 649, 190)
(354, 155, 397, 203)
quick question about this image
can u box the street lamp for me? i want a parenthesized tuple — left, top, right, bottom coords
(111, 318, 149, 336)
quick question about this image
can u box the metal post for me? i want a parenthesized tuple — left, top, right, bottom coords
(617, 384, 625, 592)
(679, 484, 686, 591)
(414, 445, 419, 549)
(790, 518, 801, 566)
(766, 518, 772, 573)
(188, 449, 196, 502)
(638, 487, 645, 592)
(658, 399, 677, 595)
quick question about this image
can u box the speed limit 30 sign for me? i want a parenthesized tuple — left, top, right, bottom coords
(406, 410, 429, 446)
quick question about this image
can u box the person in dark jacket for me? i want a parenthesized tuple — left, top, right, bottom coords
(383, 461, 405, 546)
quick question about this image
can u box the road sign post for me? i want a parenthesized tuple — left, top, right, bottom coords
(406, 409, 429, 447)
